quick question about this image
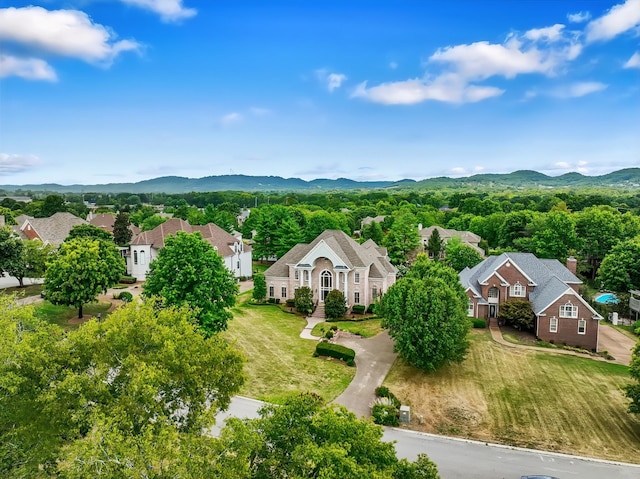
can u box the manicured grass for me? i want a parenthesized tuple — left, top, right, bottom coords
(251, 261, 273, 275)
(0, 283, 44, 298)
(223, 297, 355, 403)
(312, 319, 383, 338)
(384, 330, 640, 464)
(34, 300, 112, 330)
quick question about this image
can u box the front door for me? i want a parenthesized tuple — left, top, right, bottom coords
(489, 304, 498, 318)
(320, 270, 332, 301)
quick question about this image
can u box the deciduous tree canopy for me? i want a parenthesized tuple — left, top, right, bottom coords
(143, 231, 238, 335)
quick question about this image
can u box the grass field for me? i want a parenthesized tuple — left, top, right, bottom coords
(223, 294, 354, 403)
(384, 330, 640, 464)
(312, 319, 383, 338)
(1, 283, 44, 298)
(34, 300, 112, 329)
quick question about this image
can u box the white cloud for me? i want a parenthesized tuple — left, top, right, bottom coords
(351, 76, 503, 105)
(0, 54, 57, 81)
(585, 0, 640, 43)
(567, 11, 591, 23)
(524, 24, 566, 42)
(119, 0, 196, 22)
(552, 81, 608, 98)
(354, 22, 585, 106)
(0, 153, 42, 174)
(389, 61, 398, 69)
(220, 112, 242, 126)
(316, 69, 347, 92)
(554, 161, 571, 168)
(0, 6, 140, 64)
(624, 51, 640, 68)
(327, 73, 347, 92)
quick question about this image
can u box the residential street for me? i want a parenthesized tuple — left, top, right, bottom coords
(217, 396, 640, 479)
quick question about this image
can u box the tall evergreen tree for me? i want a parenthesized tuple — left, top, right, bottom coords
(426, 229, 444, 260)
(113, 212, 133, 246)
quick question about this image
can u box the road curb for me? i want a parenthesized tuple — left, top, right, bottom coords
(385, 426, 640, 468)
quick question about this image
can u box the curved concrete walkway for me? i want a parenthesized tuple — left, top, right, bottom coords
(489, 322, 634, 366)
(299, 317, 397, 418)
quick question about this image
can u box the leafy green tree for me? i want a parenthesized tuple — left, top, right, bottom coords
(0, 297, 244, 478)
(141, 213, 168, 231)
(409, 253, 464, 286)
(379, 275, 470, 372)
(253, 273, 267, 301)
(576, 205, 626, 278)
(113, 211, 133, 246)
(426, 228, 444, 260)
(294, 286, 314, 314)
(444, 237, 484, 272)
(626, 343, 640, 415)
(384, 211, 420, 265)
(252, 205, 291, 260)
(598, 237, 640, 292)
(303, 209, 349, 242)
(143, 231, 238, 335)
(325, 289, 347, 319)
(272, 215, 305, 258)
(66, 223, 114, 242)
(499, 210, 534, 249)
(44, 237, 124, 318)
(498, 299, 535, 331)
(38, 194, 66, 217)
(221, 393, 441, 479)
(531, 210, 581, 261)
(1, 237, 55, 288)
(129, 204, 157, 226)
(0, 226, 23, 283)
(361, 220, 384, 244)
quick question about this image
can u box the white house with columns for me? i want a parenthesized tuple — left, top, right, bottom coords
(264, 229, 397, 307)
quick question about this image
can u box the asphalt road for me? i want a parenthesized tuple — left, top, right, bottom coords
(217, 396, 640, 479)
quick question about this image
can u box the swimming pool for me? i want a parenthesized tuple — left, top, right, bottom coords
(595, 293, 619, 304)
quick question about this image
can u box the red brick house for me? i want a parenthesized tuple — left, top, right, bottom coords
(460, 252, 602, 351)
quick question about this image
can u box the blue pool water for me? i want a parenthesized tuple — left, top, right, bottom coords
(595, 293, 619, 304)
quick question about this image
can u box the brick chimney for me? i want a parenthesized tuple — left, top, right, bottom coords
(566, 256, 577, 275)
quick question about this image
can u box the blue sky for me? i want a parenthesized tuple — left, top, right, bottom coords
(1, 0, 639, 186)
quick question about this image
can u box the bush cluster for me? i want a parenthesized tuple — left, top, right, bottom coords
(471, 318, 486, 328)
(351, 304, 366, 315)
(314, 341, 355, 363)
(118, 291, 133, 302)
(267, 298, 281, 304)
(633, 320, 640, 336)
(119, 276, 137, 284)
(372, 387, 401, 426)
(374, 386, 401, 408)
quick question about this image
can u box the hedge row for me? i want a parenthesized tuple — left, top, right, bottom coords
(315, 341, 355, 362)
(472, 318, 486, 329)
(119, 276, 137, 284)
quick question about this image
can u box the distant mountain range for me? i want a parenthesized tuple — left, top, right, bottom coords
(1, 168, 639, 194)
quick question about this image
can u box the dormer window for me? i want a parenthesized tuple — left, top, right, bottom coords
(560, 301, 578, 318)
(510, 282, 525, 297)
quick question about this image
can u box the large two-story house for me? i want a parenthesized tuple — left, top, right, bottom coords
(12, 212, 87, 247)
(460, 252, 602, 350)
(264, 230, 397, 308)
(127, 218, 252, 280)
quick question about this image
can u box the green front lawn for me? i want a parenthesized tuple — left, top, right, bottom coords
(312, 319, 383, 338)
(34, 301, 112, 330)
(0, 283, 44, 298)
(224, 297, 355, 403)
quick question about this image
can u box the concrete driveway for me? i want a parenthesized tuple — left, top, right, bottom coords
(332, 330, 397, 418)
(598, 323, 637, 366)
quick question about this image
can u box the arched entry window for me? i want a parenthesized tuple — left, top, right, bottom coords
(320, 270, 333, 301)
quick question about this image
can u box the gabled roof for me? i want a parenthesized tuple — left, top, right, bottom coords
(89, 213, 116, 232)
(15, 212, 87, 246)
(130, 218, 250, 257)
(264, 230, 397, 279)
(419, 225, 481, 244)
(460, 252, 586, 315)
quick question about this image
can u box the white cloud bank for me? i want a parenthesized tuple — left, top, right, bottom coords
(0, 153, 42, 174)
(0, 6, 140, 81)
(0, 55, 57, 81)
(220, 112, 242, 126)
(316, 69, 347, 92)
(585, 0, 640, 43)
(119, 0, 196, 23)
(624, 52, 640, 68)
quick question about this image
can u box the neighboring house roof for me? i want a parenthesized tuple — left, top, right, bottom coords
(89, 213, 116, 232)
(419, 225, 481, 244)
(264, 229, 397, 279)
(88, 212, 141, 236)
(360, 215, 386, 226)
(460, 252, 601, 318)
(130, 218, 251, 257)
(14, 212, 87, 246)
